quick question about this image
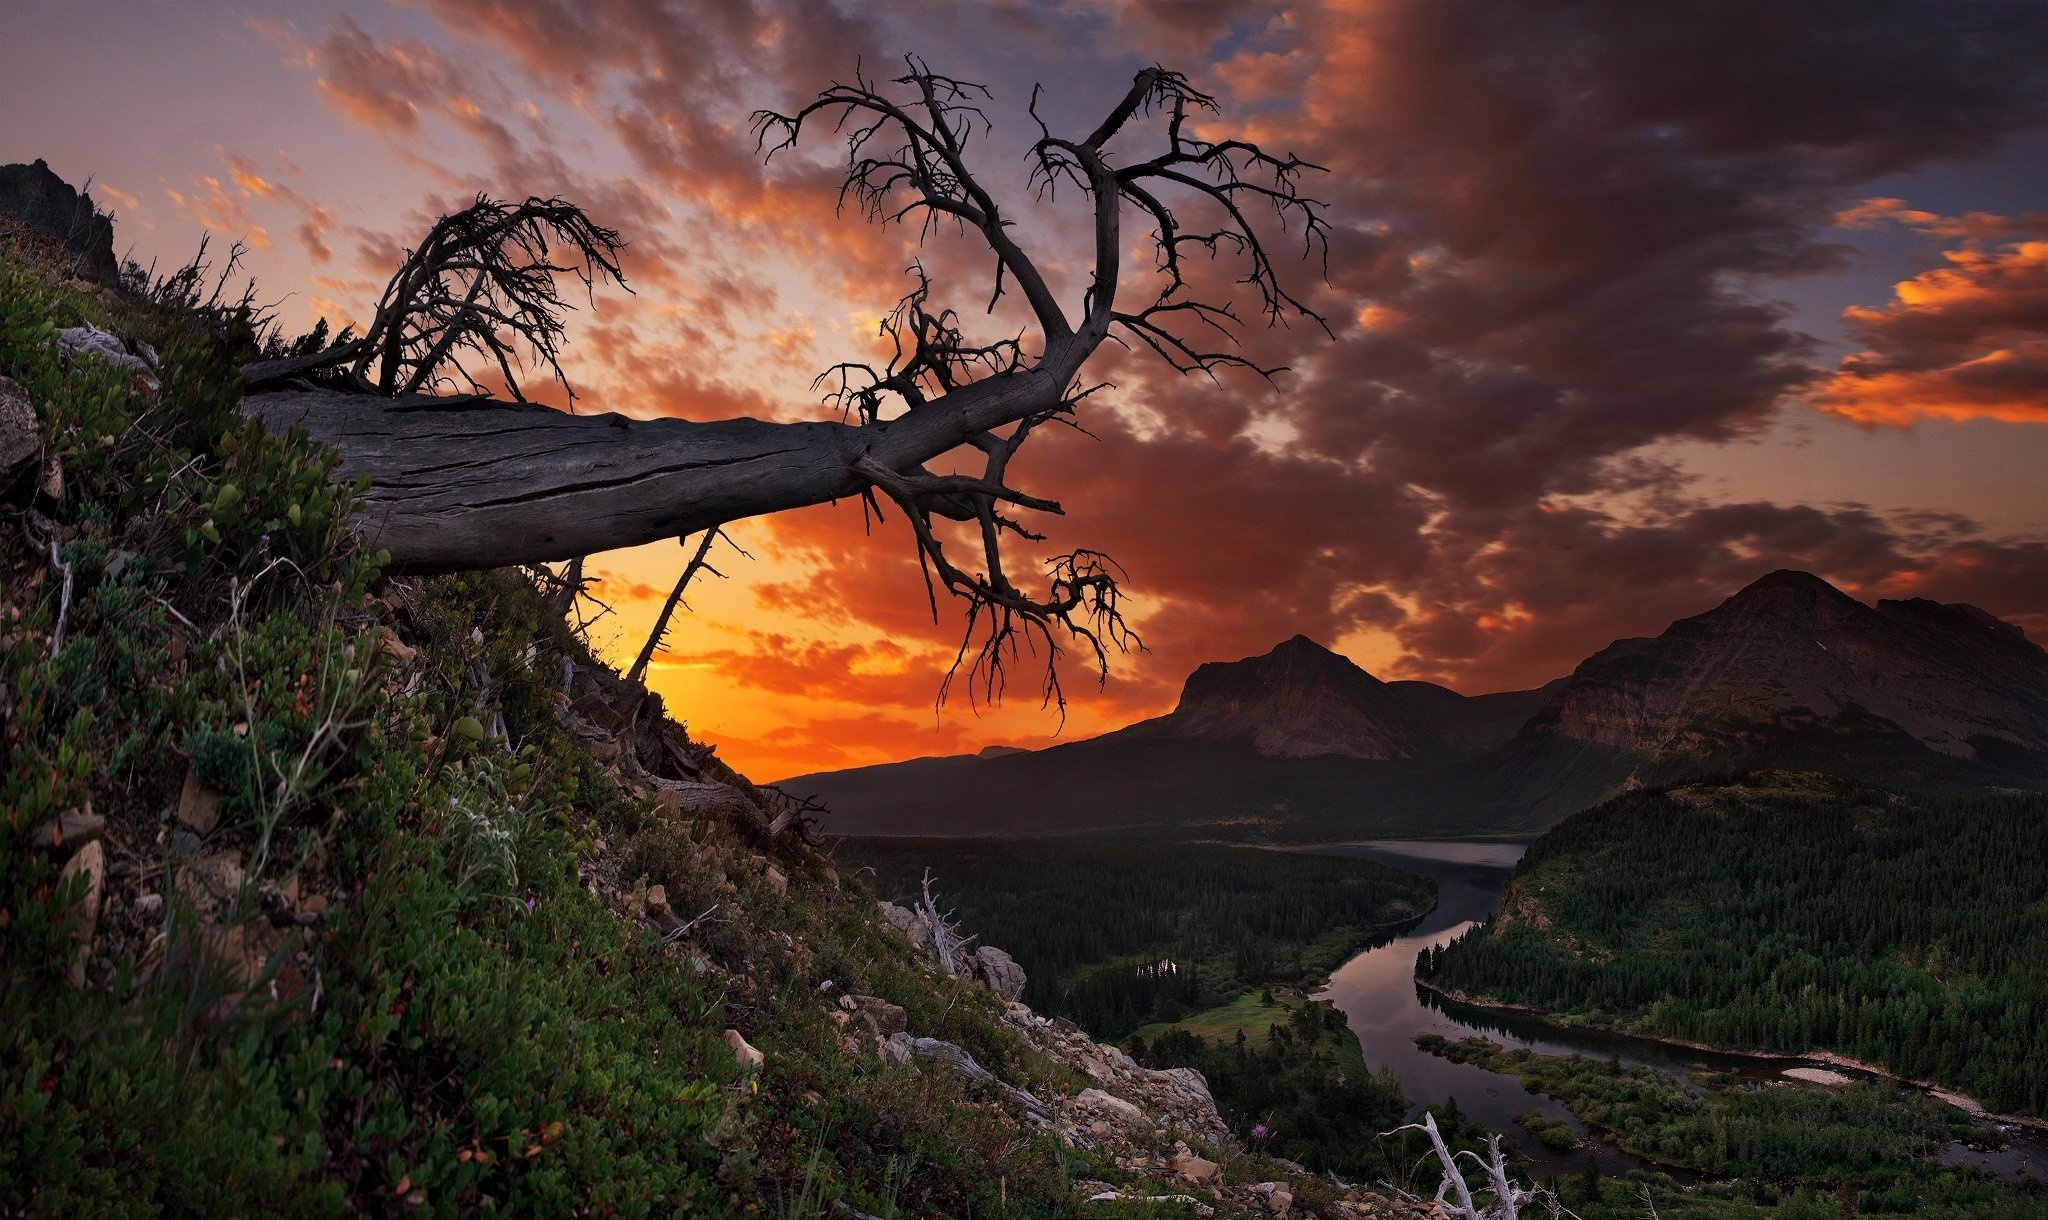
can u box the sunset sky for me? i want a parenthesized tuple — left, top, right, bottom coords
(7, 1, 2048, 780)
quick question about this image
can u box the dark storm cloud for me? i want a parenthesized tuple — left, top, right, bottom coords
(346, 1, 2048, 732)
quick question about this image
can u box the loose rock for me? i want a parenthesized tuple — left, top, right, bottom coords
(175, 850, 245, 914)
(31, 808, 103, 851)
(724, 1028, 764, 1071)
(841, 993, 907, 1037)
(974, 945, 1027, 1001)
(176, 769, 222, 835)
(1168, 1152, 1221, 1187)
(59, 839, 104, 982)
(0, 376, 40, 498)
(376, 625, 417, 664)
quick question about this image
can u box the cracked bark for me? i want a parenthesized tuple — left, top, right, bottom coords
(240, 361, 1066, 573)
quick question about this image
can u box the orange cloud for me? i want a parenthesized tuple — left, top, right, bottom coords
(589, 572, 668, 603)
(223, 151, 338, 264)
(95, 182, 142, 214)
(1836, 196, 2048, 241)
(310, 16, 450, 135)
(1817, 238, 2048, 426)
(164, 175, 271, 249)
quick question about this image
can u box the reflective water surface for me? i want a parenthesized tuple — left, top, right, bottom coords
(1305, 839, 2046, 1182)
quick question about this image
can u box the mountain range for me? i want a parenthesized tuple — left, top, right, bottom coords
(786, 570, 2048, 839)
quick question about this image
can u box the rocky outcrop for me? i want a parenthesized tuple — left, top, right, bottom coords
(973, 945, 1026, 1001)
(0, 160, 120, 285)
(990, 1002, 1232, 1146)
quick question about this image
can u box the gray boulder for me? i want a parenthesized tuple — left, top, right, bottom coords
(0, 377, 40, 498)
(974, 945, 1027, 1001)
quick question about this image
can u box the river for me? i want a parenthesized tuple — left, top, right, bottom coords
(1306, 838, 2047, 1183)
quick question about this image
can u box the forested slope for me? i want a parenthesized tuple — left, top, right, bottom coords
(1424, 773, 2048, 1118)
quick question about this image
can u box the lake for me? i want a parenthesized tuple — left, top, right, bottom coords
(1306, 839, 2047, 1183)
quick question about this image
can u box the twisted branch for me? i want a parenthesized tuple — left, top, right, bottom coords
(749, 57, 1326, 708)
(348, 194, 628, 404)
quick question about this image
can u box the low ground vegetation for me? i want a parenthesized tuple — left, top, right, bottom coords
(0, 246, 1254, 1217)
(1417, 1035, 2037, 1217)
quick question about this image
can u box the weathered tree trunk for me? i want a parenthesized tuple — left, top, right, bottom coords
(241, 363, 1062, 573)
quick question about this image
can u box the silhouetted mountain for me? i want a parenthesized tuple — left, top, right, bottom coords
(1137, 634, 1550, 759)
(789, 571, 2048, 839)
(1517, 569, 2048, 768)
(787, 637, 1557, 837)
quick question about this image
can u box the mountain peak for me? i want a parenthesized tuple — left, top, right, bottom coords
(1534, 567, 2048, 763)
(1729, 569, 1853, 602)
(1166, 636, 1449, 760)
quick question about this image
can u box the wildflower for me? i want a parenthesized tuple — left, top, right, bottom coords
(1251, 1123, 1272, 1140)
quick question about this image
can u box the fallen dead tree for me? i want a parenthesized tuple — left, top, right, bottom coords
(239, 57, 1328, 702)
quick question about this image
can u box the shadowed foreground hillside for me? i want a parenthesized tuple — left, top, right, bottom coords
(0, 238, 1412, 1217)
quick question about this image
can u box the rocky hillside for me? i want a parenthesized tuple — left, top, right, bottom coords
(1519, 569, 2048, 766)
(0, 177, 1424, 1218)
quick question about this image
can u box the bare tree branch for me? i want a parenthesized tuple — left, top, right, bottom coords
(345, 194, 627, 405)
(625, 526, 739, 686)
(244, 56, 1330, 709)
(1380, 1112, 1576, 1220)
